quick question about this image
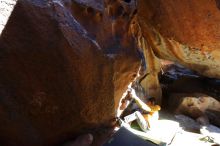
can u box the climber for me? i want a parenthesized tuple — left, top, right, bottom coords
(120, 89, 161, 129)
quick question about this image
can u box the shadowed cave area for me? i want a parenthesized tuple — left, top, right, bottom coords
(0, 0, 220, 146)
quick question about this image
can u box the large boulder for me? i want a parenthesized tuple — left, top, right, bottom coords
(167, 92, 220, 127)
(0, 0, 141, 145)
(137, 0, 220, 79)
(128, 0, 220, 104)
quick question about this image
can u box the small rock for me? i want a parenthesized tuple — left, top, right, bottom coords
(200, 125, 220, 144)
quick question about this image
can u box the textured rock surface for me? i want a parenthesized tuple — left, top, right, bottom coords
(160, 64, 220, 127)
(1, 0, 220, 145)
(126, 0, 220, 104)
(0, 0, 140, 145)
(169, 93, 220, 118)
(138, 0, 220, 79)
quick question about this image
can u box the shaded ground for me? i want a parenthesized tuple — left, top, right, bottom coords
(159, 60, 220, 145)
(160, 60, 220, 127)
(114, 60, 220, 146)
(159, 111, 220, 146)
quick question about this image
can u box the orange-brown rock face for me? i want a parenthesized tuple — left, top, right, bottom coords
(0, 0, 140, 145)
(137, 0, 220, 79)
(139, 0, 220, 51)
(135, 0, 220, 122)
(1, 0, 220, 145)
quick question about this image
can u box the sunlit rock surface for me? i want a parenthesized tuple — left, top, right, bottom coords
(1, 0, 220, 145)
(138, 0, 220, 79)
(132, 0, 220, 104)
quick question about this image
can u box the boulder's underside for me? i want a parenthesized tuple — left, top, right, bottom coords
(0, 0, 220, 145)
